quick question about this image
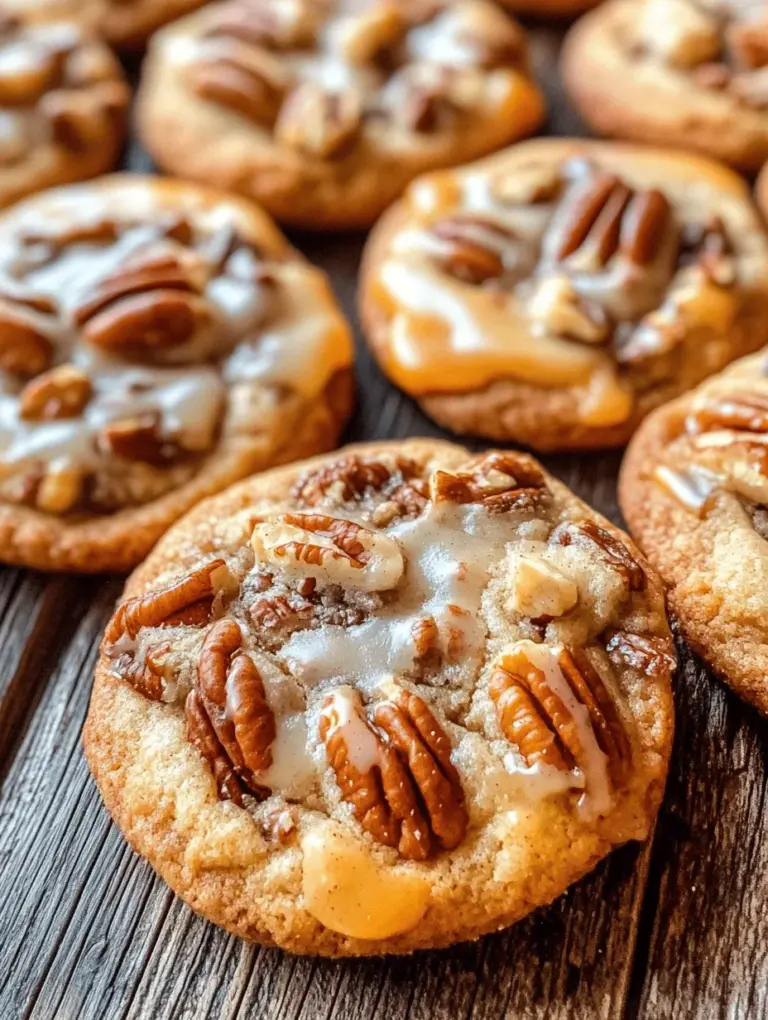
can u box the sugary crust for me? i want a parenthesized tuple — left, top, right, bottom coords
(359, 138, 768, 451)
(620, 361, 768, 715)
(135, 2, 546, 230)
(562, 0, 768, 172)
(85, 438, 675, 957)
(0, 174, 354, 572)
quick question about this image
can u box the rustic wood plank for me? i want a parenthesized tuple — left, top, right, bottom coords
(633, 648, 768, 1020)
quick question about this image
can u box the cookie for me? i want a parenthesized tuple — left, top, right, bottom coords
(562, 0, 768, 172)
(360, 138, 768, 451)
(502, 0, 598, 14)
(135, 0, 546, 230)
(85, 438, 675, 956)
(7, 0, 207, 48)
(0, 10, 128, 209)
(0, 175, 353, 573)
(621, 350, 768, 716)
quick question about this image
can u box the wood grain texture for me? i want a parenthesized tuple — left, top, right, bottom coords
(0, 19, 766, 1020)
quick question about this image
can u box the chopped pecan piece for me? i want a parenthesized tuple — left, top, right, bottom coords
(686, 394, 768, 435)
(82, 290, 205, 357)
(275, 82, 362, 159)
(551, 520, 646, 592)
(0, 312, 53, 375)
(728, 19, 768, 70)
(19, 365, 92, 420)
(548, 168, 671, 269)
(320, 686, 467, 860)
(205, 0, 317, 50)
(605, 630, 676, 678)
(122, 640, 172, 702)
(431, 452, 548, 512)
(197, 619, 276, 781)
(104, 559, 228, 649)
(251, 512, 404, 591)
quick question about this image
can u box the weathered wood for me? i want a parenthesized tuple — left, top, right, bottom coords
(0, 19, 765, 1020)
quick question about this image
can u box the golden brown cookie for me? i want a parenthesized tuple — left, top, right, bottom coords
(563, 0, 768, 172)
(503, 0, 599, 14)
(135, 0, 546, 230)
(0, 175, 353, 573)
(360, 138, 768, 451)
(621, 349, 768, 716)
(0, 10, 128, 208)
(85, 438, 675, 956)
(7, 0, 207, 48)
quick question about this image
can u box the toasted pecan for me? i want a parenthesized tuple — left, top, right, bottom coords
(551, 520, 646, 592)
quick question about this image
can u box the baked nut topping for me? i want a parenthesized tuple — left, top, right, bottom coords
(0, 14, 127, 207)
(94, 438, 674, 952)
(0, 176, 353, 544)
(362, 138, 768, 449)
(621, 350, 768, 717)
(136, 0, 546, 227)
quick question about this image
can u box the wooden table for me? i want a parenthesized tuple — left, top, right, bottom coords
(1, 21, 767, 1020)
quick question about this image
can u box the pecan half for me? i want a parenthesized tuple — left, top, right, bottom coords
(373, 689, 468, 852)
(686, 394, 768, 435)
(99, 414, 181, 466)
(82, 289, 205, 357)
(320, 686, 467, 860)
(548, 169, 671, 269)
(275, 82, 362, 159)
(490, 644, 630, 787)
(19, 365, 91, 420)
(551, 520, 646, 592)
(0, 312, 53, 375)
(605, 630, 676, 678)
(191, 51, 287, 127)
(251, 512, 405, 592)
(186, 689, 246, 804)
(104, 559, 228, 650)
(196, 619, 276, 784)
(431, 452, 548, 512)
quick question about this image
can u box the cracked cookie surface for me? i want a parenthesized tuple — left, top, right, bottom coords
(360, 138, 768, 451)
(85, 438, 675, 956)
(0, 174, 353, 571)
(0, 8, 128, 207)
(134, 0, 545, 229)
(621, 348, 768, 715)
(563, 0, 768, 171)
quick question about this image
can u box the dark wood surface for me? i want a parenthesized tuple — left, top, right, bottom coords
(1, 19, 767, 1020)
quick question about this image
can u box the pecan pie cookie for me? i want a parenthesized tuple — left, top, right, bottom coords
(621, 349, 768, 715)
(0, 175, 353, 573)
(360, 138, 768, 451)
(0, 9, 128, 209)
(7, 0, 206, 48)
(563, 0, 768, 171)
(85, 438, 675, 956)
(134, 0, 546, 230)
